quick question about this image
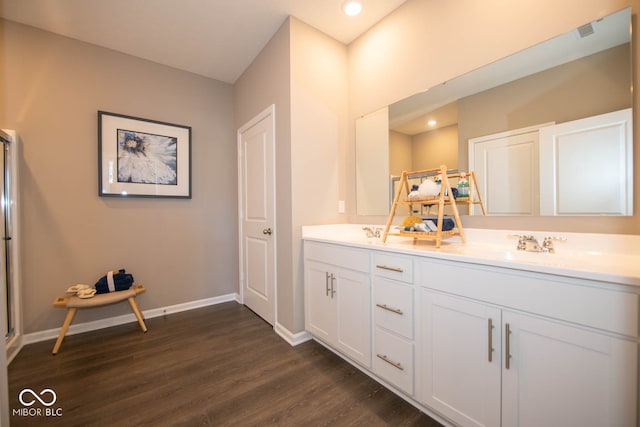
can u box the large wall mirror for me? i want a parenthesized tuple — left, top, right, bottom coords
(356, 8, 633, 216)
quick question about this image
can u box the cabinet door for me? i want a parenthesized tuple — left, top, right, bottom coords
(502, 311, 638, 427)
(336, 268, 371, 367)
(420, 289, 501, 427)
(304, 261, 336, 343)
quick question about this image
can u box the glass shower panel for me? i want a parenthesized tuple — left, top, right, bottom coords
(0, 133, 12, 342)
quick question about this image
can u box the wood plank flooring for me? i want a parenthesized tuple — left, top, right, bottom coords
(8, 302, 443, 426)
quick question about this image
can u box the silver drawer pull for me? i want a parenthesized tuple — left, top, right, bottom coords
(376, 303, 403, 315)
(376, 354, 404, 371)
(376, 264, 403, 273)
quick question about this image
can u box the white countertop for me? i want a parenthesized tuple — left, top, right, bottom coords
(302, 224, 640, 287)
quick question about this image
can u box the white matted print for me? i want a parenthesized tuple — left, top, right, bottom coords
(98, 111, 191, 198)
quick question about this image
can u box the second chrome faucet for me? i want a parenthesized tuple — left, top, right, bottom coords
(512, 234, 566, 253)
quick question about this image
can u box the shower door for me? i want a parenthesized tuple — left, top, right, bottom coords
(0, 130, 14, 343)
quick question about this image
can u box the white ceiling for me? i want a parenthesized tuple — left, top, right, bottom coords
(0, 0, 407, 84)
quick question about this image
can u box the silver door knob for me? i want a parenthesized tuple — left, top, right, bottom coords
(263, 228, 272, 235)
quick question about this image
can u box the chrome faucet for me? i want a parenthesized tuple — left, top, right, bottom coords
(540, 236, 566, 253)
(362, 226, 381, 238)
(515, 235, 542, 252)
(512, 234, 566, 253)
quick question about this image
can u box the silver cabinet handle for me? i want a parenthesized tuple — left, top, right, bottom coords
(488, 318, 494, 362)
(376, 303, 403, 315)
(325, 272, 330, 297)
(324, 272, 336, 298)
(375, 264, 403, 273)
(505, 323, 512, 370)
(376, 354, 404, 371)
(330, 274, 336, 298)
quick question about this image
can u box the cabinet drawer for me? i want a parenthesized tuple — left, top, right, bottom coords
(373, 252, 413, 283)
(374, 278, 414, 339)
(304, 241, 369, 273)
(374, 328, 414, 395)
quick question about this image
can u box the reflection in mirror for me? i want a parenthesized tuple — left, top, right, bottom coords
(355, 7, 632, 216)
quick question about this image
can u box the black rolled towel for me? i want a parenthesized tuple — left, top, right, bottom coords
(94, 269, 134, 294)
(422, 216, 456, 231)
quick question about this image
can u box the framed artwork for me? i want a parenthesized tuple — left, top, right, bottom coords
(98, 111, 191, 198)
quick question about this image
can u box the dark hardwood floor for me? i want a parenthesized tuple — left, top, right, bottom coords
(8, 302, 443, 426)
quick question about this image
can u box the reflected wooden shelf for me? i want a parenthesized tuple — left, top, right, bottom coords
(382, 166, 485, 247)
(385, 229, 459, 243)
(443, 170, 486, 215)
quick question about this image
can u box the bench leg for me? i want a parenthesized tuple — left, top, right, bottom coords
(52, 307, 77, 355)
(128, 297, 147, 332)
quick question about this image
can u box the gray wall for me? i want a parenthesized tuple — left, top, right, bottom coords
(234, 19, 294, 331)
(0, 19, 237, 333)
(235, 17, 349, 334)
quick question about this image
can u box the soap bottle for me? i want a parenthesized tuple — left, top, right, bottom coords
(457, 172, 470, 198)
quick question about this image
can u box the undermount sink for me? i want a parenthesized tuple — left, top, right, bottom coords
(438, 241, 639, 273)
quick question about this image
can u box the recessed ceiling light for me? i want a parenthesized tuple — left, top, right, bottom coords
(343, 1, 363, 16)
(427, 120, 437, 127)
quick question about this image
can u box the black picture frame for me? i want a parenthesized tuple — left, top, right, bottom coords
(98, 111, 191, 198)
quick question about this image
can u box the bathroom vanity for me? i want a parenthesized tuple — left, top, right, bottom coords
(303, 225, 640, 427)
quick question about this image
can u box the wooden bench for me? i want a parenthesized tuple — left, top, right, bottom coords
(52, 283, 147, 354)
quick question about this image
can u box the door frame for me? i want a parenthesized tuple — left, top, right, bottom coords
(236, 104, 277, 323)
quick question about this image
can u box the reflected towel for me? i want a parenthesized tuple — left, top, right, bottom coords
(422, 217, 455, 231)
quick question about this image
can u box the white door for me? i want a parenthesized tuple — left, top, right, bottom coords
(502, 311, 638, 427)
(538, 108, 633, 215)
(469, 125, 544, 216)
(420, 289, 502, 427)
(238, 105, 276, 325)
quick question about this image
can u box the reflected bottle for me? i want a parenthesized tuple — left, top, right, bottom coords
(457, 173, 470, 198)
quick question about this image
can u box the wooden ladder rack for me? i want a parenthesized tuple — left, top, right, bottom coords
(382, 165, 469, 247)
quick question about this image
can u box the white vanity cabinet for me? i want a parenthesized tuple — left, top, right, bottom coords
(304, 241, 371, 367)
(372, 252, 416, 395)
(418, 259, 639, 427)
(302, 228, 639, 427)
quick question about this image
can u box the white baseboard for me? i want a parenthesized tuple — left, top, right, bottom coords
(6, 334, 23, 365)
(274, 322, 312, 346)
(22, 293, 237, 346)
